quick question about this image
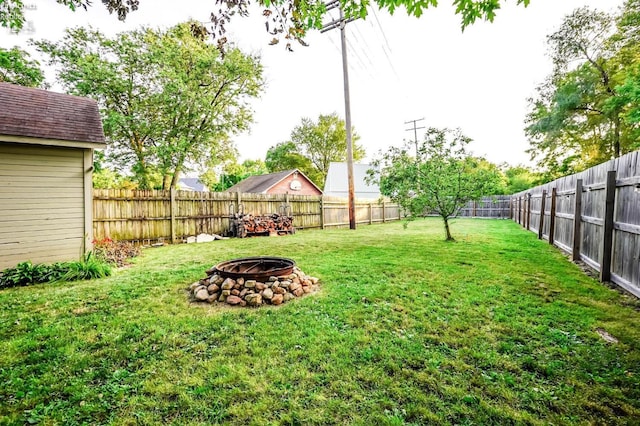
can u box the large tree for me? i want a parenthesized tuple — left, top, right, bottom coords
(1, 0, 530, 47)
(370, 128, 502, 241)
(287, 113, 365, 186)
(265, 141, 321, 184)
(525, 5, 640, 177)
(0, 46, 47, 88)
(36, 22, 264, 189)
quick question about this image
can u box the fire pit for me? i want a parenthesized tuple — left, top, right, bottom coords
(212, 256, 296, 281)
(189, 256, 319, 307)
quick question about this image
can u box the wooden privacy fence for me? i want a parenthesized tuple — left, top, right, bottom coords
(457, 196, 512, 218)
(93, 190, 401, 244)
(511, 150, 640, 298)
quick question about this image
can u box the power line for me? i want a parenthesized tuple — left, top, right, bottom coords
(367, 7, 400, 81)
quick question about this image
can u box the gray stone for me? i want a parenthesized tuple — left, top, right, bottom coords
(207, 284, 220, 294)
(262, 288, 274, 300)
(221, 278, 235, 290)
(283, 292, 295, 302)
(207, 293, 219, 303)
(195, 289, 209, 301)
(268, 276, 278, 282)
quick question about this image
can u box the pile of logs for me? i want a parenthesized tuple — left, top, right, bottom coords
(230, 213, 294, 238)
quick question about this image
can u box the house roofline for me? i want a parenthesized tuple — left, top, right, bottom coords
(263, 169, 324, 194)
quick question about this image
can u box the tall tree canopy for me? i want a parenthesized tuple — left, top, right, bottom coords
(0, 46, 47, 88)
(35, 22, 264, 189)
(370, 128, 503, 241)
(525, 3, 640, 178)
(266, 113, 365, 187)
(1, 0, 530, 47)
(265, 141, 320, 183)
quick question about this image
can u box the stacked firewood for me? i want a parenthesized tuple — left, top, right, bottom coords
(230, 213, 294, 238)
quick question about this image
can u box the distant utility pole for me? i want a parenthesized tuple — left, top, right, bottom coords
(405, 118, 425, 158)
(321, 0, 357, 230)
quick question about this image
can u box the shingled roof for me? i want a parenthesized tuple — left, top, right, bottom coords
(0, 82, 105, 145)
(225, 170, 296, 194)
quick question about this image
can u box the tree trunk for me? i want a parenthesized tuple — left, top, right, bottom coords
(170, 168, 181, 190)
(162, 174, 172, 190)
(443, 216, 454, 241)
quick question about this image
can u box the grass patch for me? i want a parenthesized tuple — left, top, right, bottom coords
(1, 218, 639, 425)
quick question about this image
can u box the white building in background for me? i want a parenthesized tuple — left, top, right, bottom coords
(323, 162, 381, 199)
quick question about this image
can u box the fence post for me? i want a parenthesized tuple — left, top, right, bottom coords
(170, 188, 176, 244)
(236, 191, 242, 214)
(320, 196, 325, 230)
(369, 203, 373, 225)
(600, 170, 617, 282)
(549, 187, 557, 246)
(382, 200, 386, 223)
(526, 194, 531, 230)
(538, 190, 546, 240)
(572, 179, 583, 261)
(518, 197, 522, 225)
(473, 201, 477, 218)
(509, 197, 513, 220)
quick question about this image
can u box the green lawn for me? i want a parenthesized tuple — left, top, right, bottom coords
(1, 218, 639, 425)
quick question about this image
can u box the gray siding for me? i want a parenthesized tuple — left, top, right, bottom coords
(0, 143, 85, 269)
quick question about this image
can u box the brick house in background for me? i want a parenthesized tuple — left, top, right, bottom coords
(225, 169, 323, 196)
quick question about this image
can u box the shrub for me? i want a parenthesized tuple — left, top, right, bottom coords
(93, 237, 141, 267)
(0, 254, 112, 290)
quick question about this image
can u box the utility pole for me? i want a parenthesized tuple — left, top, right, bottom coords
(405, 118, 425, 158)
(321, 1, 357, 230)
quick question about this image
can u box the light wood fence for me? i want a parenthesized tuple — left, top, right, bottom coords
(510, 150, 640, 298)
(93, 190, 401, 245)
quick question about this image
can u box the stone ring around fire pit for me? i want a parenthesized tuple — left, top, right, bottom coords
(189, 256, 320, 307)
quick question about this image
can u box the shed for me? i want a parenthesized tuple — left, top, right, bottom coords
(0, 82, 106, 269)
(225, 169, 322, 196)
(323, 162, 381, 199)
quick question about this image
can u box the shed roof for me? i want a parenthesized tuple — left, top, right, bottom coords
(0, 82, 105, 145)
